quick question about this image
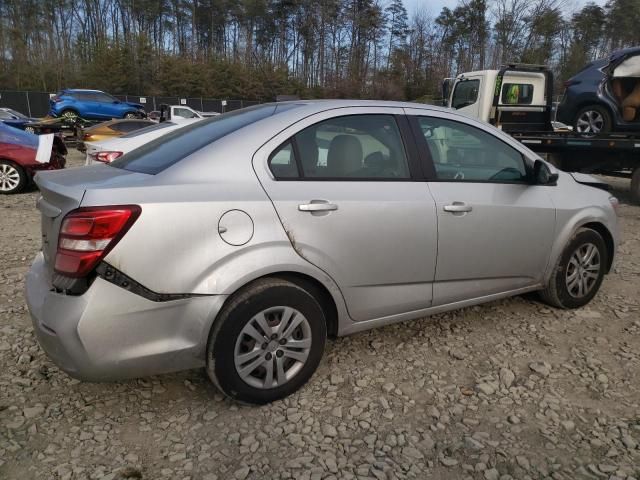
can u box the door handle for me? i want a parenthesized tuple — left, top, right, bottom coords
(298, 202, 338, 212)
(443, 202, 472, 213)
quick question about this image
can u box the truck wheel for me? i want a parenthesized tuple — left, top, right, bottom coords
(574, 105, 611, 135)
(631, 167, 640, 204)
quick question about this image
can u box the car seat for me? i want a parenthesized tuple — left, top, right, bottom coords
(326, 135, 363, 177)
(621, 80, 640, 122)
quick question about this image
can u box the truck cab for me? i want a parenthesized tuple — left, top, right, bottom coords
(444, 64, 553, 133)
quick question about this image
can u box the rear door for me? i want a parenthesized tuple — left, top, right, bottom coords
(405, 108, 556, 305)
(253, 108, 438, 322)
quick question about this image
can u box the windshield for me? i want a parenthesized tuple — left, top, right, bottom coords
(5, 109, 28, 119)
(110, 104, 286, 174)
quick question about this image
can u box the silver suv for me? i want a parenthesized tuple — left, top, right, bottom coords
(26, 101, 619, 404)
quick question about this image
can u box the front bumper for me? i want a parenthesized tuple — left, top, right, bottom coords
(26, 253, 226, 381)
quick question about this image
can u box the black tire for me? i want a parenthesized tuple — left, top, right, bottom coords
(574, 105, 612, 134)
(631, 167, 640, 205)
(0, 160, 28, 194)
(539, 228, 608, 309)
(206, 278, 327, 404)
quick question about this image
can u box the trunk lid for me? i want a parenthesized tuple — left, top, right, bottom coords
(35, 165, 148, 278)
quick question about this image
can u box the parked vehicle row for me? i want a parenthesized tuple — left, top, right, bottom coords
(26, 100, 618, 404)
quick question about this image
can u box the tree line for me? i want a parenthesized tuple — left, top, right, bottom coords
(0, 0, 639, 102)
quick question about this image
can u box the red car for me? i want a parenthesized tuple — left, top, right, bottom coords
(0, 123, 66, 194)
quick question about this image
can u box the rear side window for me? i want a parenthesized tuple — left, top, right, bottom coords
(451, 80, 480, 109)
(111, 105, 280, 174)
(501, 83, 534, 105)
(268, 115, 410, 180)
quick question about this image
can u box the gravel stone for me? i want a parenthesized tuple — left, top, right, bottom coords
(1, 156, 638, 480)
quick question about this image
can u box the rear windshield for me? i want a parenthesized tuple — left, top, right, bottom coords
(119, 121, 177, 138)
(110, 104, 283, 174)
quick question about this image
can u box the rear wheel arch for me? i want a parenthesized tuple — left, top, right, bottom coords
(209, 271, 339, 343)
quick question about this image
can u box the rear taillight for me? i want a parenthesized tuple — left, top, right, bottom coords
(53, 97, 62, 103)
(54, 206, 141, 278)
(92, 151, 123, 163)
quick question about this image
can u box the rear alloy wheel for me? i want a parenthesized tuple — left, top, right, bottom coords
(574, 106, 611, 134)
(23, 126, 35, 134)
(206, 278, 326, 404)
(124, 112, 137, 119)
(540, 228, 607, 309)
(0, 160, 27, 194)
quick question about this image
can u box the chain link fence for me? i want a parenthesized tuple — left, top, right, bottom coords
(0, 91, 261, 118)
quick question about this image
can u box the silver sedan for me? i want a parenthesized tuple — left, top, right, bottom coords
(25, 100, 619, 404)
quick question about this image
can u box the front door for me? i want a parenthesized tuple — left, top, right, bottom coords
(254, 109, 438, 322)
(450, 76, 482, 119)
(407, 110, 556, 305)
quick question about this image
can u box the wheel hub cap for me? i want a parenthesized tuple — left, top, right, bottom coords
(234, 306, 312, 389)
(566, 242, 600, 298)
(576, 111, 604, 133)
(0, 164, 20, 191)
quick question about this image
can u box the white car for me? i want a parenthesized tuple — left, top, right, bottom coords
(85, 119, 201, 165)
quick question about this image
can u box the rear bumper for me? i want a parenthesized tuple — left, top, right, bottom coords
(26, 253, 226, 381)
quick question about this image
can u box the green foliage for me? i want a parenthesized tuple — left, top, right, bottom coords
(0, 0, 636, 101)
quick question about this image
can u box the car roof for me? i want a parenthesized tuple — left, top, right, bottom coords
(63, 89, 106, 93)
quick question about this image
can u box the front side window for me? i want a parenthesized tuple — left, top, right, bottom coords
(451, 79, 480, 109)
(501, 83, 534, 105)
(417, 116, 528, 183)
(269, 114, 410, 180)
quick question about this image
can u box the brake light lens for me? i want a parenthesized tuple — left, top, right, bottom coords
(54, 206, 141, 277)
(53, 96, 62, 103)
(92, 151, 123, 163)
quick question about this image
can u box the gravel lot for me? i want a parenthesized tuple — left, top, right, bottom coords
(1, 150, 639, 480)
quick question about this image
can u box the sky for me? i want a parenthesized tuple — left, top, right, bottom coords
(403, 0, 607, 17)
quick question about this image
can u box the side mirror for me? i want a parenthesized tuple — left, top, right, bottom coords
(533, 159, 559, 186)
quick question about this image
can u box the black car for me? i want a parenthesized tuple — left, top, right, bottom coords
(556, 46, 640, 134)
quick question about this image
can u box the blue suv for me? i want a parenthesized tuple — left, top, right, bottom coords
(49, 89, 146, 120)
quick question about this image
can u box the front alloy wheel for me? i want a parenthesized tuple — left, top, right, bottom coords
(565, 243, 601, 298)
(207, 278, 326, 404)
(0, 161, 27, 194)
(540, 228, 607, 309)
